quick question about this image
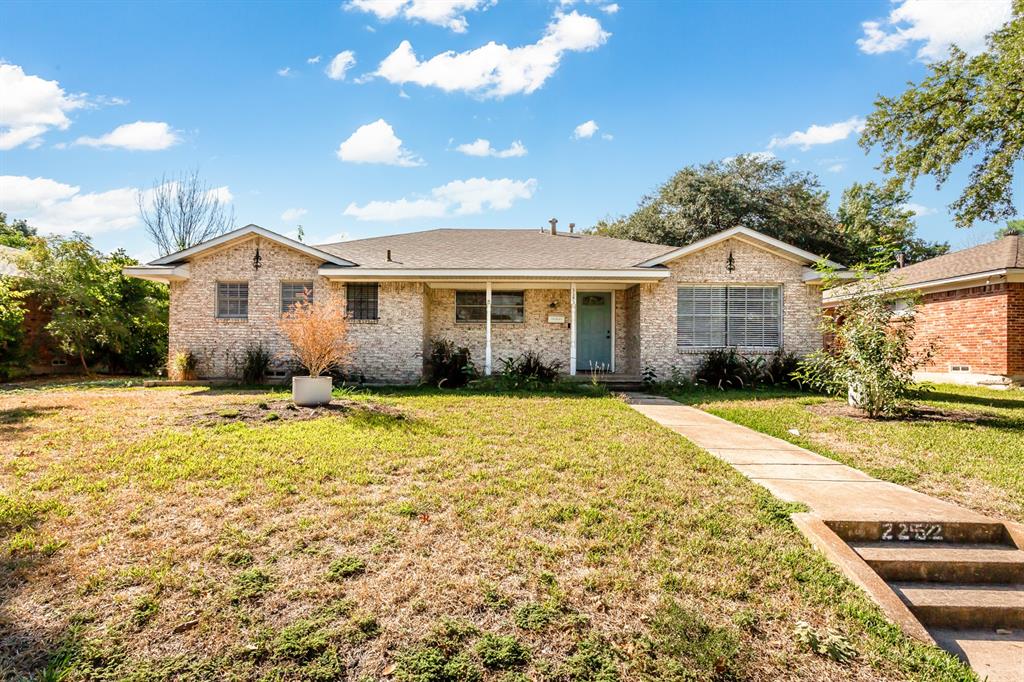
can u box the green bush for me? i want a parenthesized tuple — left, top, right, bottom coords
(427, 339, 477, 388)
(497, 350, 562, 387)
(241, 343, 272, 384)
(0, 277, 27, 380)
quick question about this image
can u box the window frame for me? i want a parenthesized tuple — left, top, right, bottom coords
(280, 281, 314, 314)
(346, 282, 379, 321)
(216, 281, 249, 320)
(455, 290, 525, 324)
(676, 284, 782, 350)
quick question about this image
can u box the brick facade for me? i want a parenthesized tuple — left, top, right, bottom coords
(164, 235, 825, 384)
(912, 282, 1024, 383)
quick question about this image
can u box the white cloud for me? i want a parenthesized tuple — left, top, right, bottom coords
(277, 66, 292, 77)
(343, 176, 537, 221)
(768, 116, 866, 150)
(371, 10, 610, 98)
(601, 3, 619, 13)
(346, 0, 493, 33)
(903, 202, 935, 216)
(573, 119, 599, 139)
(0, 175, 138, 234)
(857, 0, 1012, 61)
(601, 133, 613, 141)
(326, 51, 357, 80)
(455, 138, 527, 158)
(307, 55, 322, 64)
(281, 208, 308, 221)
(74, 121, 180, 151)
(336, 118, 423, 166)
(0, 64, 86, 150)
(723, 151, 776, 164)
(826, 163, 845, 173)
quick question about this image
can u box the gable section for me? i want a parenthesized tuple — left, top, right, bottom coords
(150, 224, 355, 267)
(635, 226, 842, 269)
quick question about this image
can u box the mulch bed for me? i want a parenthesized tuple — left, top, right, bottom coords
(181, 399, 404, 427)
(808, 401, 983, 423)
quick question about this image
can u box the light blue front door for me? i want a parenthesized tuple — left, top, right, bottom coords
(577, 292, 611, 371)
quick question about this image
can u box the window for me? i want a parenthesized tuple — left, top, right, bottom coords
(281, 282, 313, 313)
(456, 291, 524, 323)
(677, 286, 781, 348)
(346, 283, 379, 320)
(217, 282, 249, 319)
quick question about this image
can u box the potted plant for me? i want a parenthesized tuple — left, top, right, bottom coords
(278, 292, 351, 406)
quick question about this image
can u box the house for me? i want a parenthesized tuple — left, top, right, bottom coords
(0, 244, 68, 374)
(825, 234, 1024, 388)
(123, 223, 841, 383)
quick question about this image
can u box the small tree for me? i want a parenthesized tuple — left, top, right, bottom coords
(0, 277, 27, 379)
(795, 243, 936, 417)
(278, 293, 351, 377)
(138, 168, 235, 256)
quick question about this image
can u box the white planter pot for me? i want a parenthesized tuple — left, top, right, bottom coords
(292, 375, 333, 407)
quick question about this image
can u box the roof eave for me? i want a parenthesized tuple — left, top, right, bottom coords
(823, 268, 1024, 303)
(317, 267, 671, 282)
(150, 225, 356, 267)
(123, 264, 191, 283)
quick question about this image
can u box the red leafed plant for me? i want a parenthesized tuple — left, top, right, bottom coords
(278, 292, 352, 377)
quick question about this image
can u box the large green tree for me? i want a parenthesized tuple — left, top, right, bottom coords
(592, 155, 845, 260)
(0, 213, 37, 249)
(860, 1, 1024, 228)
(996, 219, 1024, 238)
(19, 235, 168, 374)
(836, 182, 949, 265)
(0, 277, 27, 380)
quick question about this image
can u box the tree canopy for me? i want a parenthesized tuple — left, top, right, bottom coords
(860, 1, 1024, 228)
(0, 212, 37, 249)
(592, 155, 946, 266)
(997, 219, 1024, 238)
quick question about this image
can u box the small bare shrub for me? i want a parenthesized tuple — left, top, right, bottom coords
(171, 350, 198, 380)
(278, 294, 352, 377)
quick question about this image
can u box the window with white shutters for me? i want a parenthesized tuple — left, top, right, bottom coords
(677, 286, 781, 349)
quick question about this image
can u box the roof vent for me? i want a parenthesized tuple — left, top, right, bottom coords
(569, 222, 575, 234)
(549, 218, 558, 235)
(387, 249, 393, 262)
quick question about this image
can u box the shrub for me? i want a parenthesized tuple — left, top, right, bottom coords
(241, 343, 272, 384)
(498, 350, 562, 388)
(0, 278, 27, 380)
(427, 339, 476, 388)
(278, 293, 352, 377)
(694, 348, 746, 390)
(765, 350, 802, 388)
(171, 350, 199, 380)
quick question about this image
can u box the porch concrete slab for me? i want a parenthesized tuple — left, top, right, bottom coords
(930, 628, 1024, 682)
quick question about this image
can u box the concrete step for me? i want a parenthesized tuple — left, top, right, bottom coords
(852, 542, 1024, 583)
(891, 582, 1024, 629)
(929, 627, 1024, 682)
(827, 520, 1011, 545)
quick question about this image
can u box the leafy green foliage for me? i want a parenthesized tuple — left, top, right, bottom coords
(553, 635, 620, 682)
(427, 339, 477, 388)
(475, 633, 529, 670)
(131, 595, 159, 627)
(795, 244, 935, 417)
(325, 555, 366, 581)
(836, 181, 948, 265)
(240, 343, 272, 384)
(0, 276, 28, 379)
(230, 568, 274, 603)
(592, 155, 844, 260)
(794, 620, 858, 664)
(496, 350, 563, 388)
(0, 212, 36, 248)
(996, 219, 1024, 238)
(172, 350, 199, 380)
(694, 348, 803, 391)
(861, 4, 1024, 227)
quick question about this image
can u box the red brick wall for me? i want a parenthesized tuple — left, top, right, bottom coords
(1007, 283, 1024, 376)
(914, 284, 1010, 375)
(21, 294, 67, 371)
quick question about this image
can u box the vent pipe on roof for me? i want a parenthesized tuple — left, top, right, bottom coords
(569, 222, 575, 234)
(896, 252, 905, 268)
(387, 249, 393, 262)
(549, 218, 558, 235)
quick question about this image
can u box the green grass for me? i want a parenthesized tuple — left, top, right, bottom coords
(668, 384, 1024, 522)
(0, 383, 977, 680)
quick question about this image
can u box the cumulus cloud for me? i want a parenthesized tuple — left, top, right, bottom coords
(281, 208, 308, 221)
(326, 51, 357, 80)
(346, 0, 493, 33)
(857, 0, 1012, 61)
(343, 176, 537, 221)
(573, 119, 599, 139)
(336, 119, 423, 166)
(371, 10, 609, 98)
(903, 202, 935, 216)
(74, 121, 180, 151)
(0, 175, 138, 234)
(455, 138, 527, 158)
(768, 116, 866, 150)
(601, 3, 619, 13)
(0, 64, 86, 150)
(277, 67, 292, 77)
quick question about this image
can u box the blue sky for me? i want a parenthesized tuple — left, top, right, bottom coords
(0, 0, 1017, 262)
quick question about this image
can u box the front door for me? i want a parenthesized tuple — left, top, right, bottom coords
(577, 292, 612, 371)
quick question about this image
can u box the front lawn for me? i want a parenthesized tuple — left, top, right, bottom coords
(0, 383, 974, 680)
(671, 384, 1024, 523)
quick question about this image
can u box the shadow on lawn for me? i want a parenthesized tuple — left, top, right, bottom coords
(922, 389, 1024, 411)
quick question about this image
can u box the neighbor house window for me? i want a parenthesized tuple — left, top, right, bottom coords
(216, 282, 249, 319)
(456, 291, 525, 323)
(346, 283, 379, 320)
(677, 286, 781, 348)
(281, 282, 313, 313)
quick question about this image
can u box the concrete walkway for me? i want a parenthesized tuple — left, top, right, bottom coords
(624, 393, 1024, 682)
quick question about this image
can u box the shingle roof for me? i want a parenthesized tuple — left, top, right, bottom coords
(0, 245, 25, 277)
(887, 234, 1023, 288)
(315, 228, 677, 270)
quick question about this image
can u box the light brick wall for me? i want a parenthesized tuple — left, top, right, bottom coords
(167, 237, 424, 383)
(637, 238, 823, 379)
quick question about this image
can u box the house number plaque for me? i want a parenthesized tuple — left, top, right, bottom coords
(880, 522, 944, 542)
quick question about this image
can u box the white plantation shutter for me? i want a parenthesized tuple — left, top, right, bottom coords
(677, 285, 781, 349)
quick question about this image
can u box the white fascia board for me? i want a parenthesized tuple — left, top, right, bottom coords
(802, 268, 859, 283)
(636, 226, 844, 269)
(317, 267, 670, 281)
(123, 264, 190, 283)
(823, 268, 1022, 303)
(150, 225, 355, 266)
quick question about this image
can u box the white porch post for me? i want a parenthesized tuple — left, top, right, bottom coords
(569, 282, 577, 376)
(485, 281, 492, 376)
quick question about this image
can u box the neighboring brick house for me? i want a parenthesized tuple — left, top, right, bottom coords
(0, 245, 68, 374)
(825, 234, 1024, 388)
(124, 224, 841, 383)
